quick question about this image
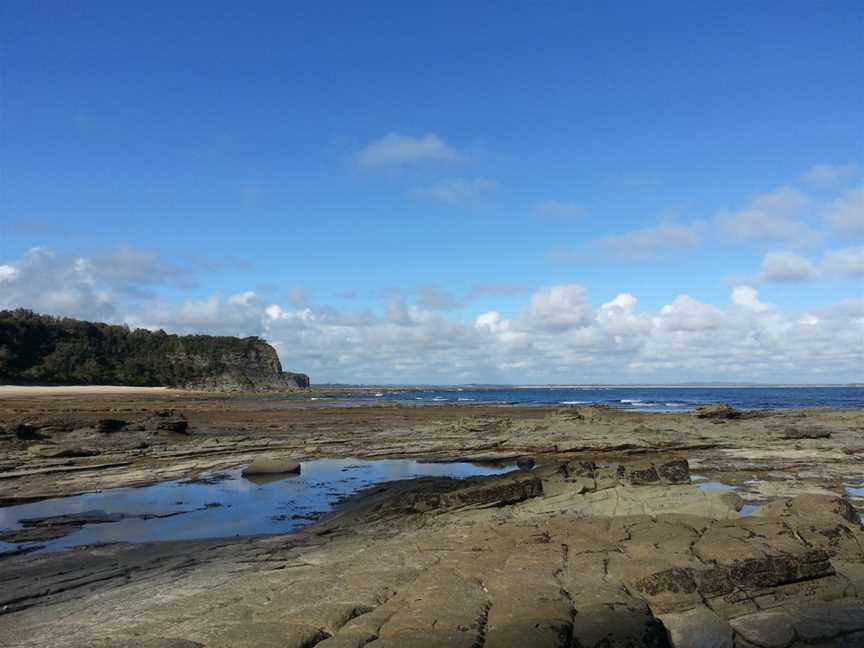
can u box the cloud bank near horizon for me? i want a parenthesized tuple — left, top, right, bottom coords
(1, 245, 861, 384)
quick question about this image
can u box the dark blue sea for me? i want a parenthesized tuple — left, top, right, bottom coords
(317, 386, 864, 412)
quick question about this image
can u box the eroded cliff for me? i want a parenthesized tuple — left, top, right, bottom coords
(0, 309, 309, 391)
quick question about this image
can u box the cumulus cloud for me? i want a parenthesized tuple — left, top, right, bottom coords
(356, 133, 459, 169)
(415, 177, 497, 205)
(0, 248, 116, 319)
(535, 200, 585, 220)
(2, 247, 862, 383)
(732, 286, 771, 312)
(758, 251, 819, 283)
(523, 285, 592, 332)
(0, 246, 235, 321)
(126, 293, 269, 337)
(0, 265, 19, 282)
(824, 187, 864, 240)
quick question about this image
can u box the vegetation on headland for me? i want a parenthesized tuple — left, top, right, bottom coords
(0, 309, 307, 389)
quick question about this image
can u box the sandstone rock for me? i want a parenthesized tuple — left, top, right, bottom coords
(242, 457, 301, 475)
(3, 422, 48, 440)
(27, 445, 100, 458)
(788, 598, 864, 643)
(145, 410, 189, 434)
(660, 607, 734, 648)
(694, 404, 742, 420)
(528, 483, 742, 519)
(755, 495, 864, 561)
(96, 418, 128, 433)
(555, 406, 584, 419)
(91, 640, 205, 648)
(729, 610, 797, 647)
(758, 493, 862, 526)
(571, 601, 671, 647)
(781, 425, 832, 439)
(485, 548, 572, 648)
(622, 462, 661, 485)
(371, 630, 478, 648)
(203, 622, 328, 648)
(401, 476, 543, 513)
(516, 456, 535, 470)
(173, 340, 310, 392)
(657, 458, 691, 484)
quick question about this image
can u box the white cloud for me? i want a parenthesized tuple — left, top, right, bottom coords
(754, 247, 864, 282)
(356, 133, 459, 169)
(758, 251, 818, 283)
(800, 164, 859, 188)
(415, 177, 497, 204)
(3, 247, 862, 383)
(475, 310, 505, 333)
(751, 186, 810, 212)
(590, 223, 702, 259)
(523, 285, 592, 332)
(824, 187, 864, 240)
(731, 286, 770, 312)
(535, 200, 585, 220)
(657, 295, 722, 332)
(822, 246, 864, 278)
(0, 265, 19, 282)
(717, 186, 821, 247)
(127, 293, 268, 337)
(0, 247, 115, 319)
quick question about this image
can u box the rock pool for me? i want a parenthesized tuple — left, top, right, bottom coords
(0, 458, 516, 553)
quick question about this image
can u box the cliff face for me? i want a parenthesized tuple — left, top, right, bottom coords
(169, 342, 311, 391)
(0, 309, 310, 392)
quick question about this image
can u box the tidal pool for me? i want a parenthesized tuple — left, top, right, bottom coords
(0, 458, 516, 553)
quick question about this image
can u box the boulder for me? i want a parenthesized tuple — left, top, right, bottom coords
(693, 404, 742, 420)
(780, 425, 832, 440)
(27, 445, 100, 458)
(95, 418, 128, 434)
(516, 457, 536, 470)
(2, 422, 48, 440)
(242, 457, 302, 476)
(401, 476, 543, 513)
(657, 458, 692, 484)
(145, 410, 189, 434)
(659, 607, 734, 648)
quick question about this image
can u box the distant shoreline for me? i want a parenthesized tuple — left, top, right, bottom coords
(0, 385, 181, 397)
(316, 383, 863, 390)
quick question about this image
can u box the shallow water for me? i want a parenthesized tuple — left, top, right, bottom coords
(697, 480, 763, 515)
(0, 458, 515, 553)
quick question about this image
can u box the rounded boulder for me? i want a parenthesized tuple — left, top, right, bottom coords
(242, 457, 302, 476)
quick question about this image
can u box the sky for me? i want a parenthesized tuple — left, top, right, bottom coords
(1, 1, 863, 384)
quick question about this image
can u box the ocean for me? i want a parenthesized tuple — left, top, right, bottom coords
(319, 385, 864, 412)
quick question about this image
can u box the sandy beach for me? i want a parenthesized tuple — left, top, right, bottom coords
(0, 385, 179, 398)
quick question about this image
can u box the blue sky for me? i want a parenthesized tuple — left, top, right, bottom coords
(1, 1, 862, 383)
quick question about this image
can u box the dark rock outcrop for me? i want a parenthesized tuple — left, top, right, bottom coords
(0, 309, 309, 392)
(693, 404, 743, 420)
(145, 410, 190, 434)
(781, 425, 832, 440)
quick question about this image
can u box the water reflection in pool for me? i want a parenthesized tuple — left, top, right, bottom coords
(0, 458, 515, 553)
